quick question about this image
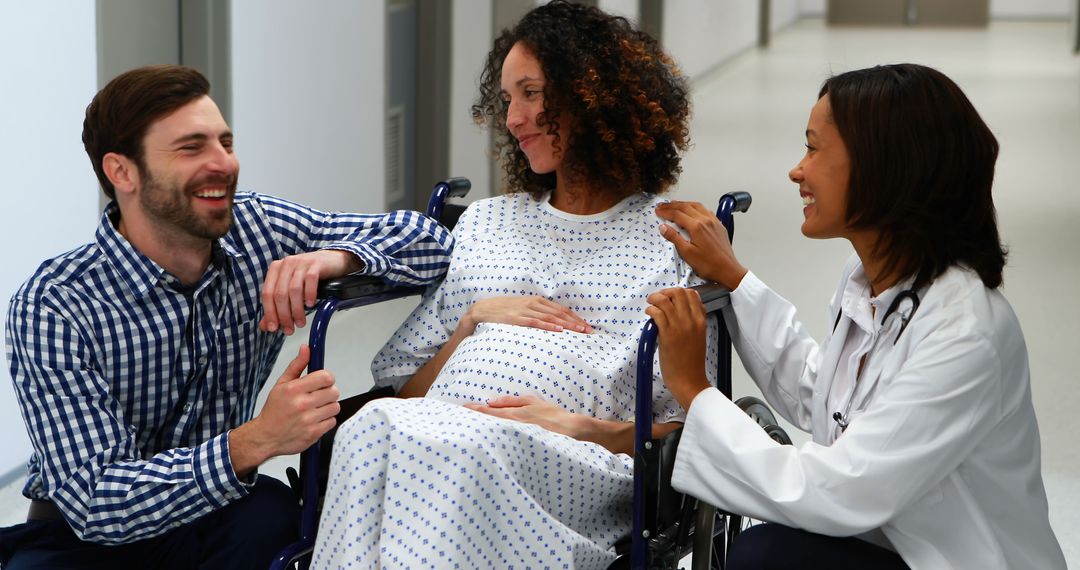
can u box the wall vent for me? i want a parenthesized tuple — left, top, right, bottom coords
(385, 104, 406, 205)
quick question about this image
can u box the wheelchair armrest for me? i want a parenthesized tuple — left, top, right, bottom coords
(688, 283, 731, 313)
(316, 273, 427, 303)
(317, 273, 394, 299)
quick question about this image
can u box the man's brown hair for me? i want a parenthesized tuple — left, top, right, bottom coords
(82, 64, 211, 199)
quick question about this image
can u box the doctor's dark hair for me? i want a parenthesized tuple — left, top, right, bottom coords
(83, 64, 211, 200)
(821, 64, 1007, 289)
(472, 0, 690, 199)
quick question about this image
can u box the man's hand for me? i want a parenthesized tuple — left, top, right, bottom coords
(260, 250, 361, 335)
(229, 345, 341, 476)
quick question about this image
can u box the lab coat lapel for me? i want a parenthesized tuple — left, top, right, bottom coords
(812, 311, 848, 444)
(841, 282, 918, 431)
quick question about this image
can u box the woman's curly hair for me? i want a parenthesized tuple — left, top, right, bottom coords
(472, 0, 690, 199)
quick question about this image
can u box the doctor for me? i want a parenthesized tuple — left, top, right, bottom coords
(647, 64, 1065, 569)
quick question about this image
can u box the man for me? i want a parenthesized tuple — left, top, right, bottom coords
(0, 65, 453, 569)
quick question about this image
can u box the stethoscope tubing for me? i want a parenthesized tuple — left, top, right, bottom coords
(831, 287, 921, 431)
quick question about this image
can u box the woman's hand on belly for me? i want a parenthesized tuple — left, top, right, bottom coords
(465, 394, 672, 456)
(460, 296, 593, 334)
(464, 395, 583, 438)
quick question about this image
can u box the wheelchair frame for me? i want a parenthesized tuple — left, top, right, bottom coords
(271, 181, 772, 570)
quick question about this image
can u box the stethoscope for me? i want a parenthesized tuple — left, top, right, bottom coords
(831, 288, 921, 431)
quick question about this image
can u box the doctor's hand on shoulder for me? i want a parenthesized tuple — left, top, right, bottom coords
(645, 287, 713, 411)
(655, 201, 747, 291)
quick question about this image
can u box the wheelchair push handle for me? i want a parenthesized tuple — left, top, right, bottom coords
(716, 191, 752, 243)
(689, 283, 730, 313)
(427, 177, 472, 220)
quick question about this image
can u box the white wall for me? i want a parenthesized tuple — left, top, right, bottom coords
(991, 0, 1072, 18)
(663, 0, 760, 80)
(0, 1, 100, 476)
(598, 0, 640, 22)
(450, 0, 495, 200)
(230, 0, 385, 213)
(800, 0, 827, 17)
(771, 0, 803, 31)
(806, 0, 1070, 20)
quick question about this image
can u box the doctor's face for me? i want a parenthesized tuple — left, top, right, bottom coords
(501, 42, 563, 175)
(789, 96, 851, 240)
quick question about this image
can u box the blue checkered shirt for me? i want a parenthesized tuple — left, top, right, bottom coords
(5, 191, 453, 544)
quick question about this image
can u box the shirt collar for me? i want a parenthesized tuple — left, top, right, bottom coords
(95, 202, 242, 299)
(840, 264, 876, 333)
(844, 260, 920, 333)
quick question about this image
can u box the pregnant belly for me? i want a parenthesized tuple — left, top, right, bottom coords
(426, 322, 635, 418)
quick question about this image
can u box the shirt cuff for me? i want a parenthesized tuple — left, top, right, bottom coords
(323, 243, 383, 276)
(729, 270, 765, 306)
(192, 433, 250, 509)
(671, 388, 742, 493)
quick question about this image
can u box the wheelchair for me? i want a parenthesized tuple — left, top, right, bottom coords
(270, 179, 791, 570)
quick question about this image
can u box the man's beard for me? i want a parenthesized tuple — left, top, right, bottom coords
(139, 169, 238, 240)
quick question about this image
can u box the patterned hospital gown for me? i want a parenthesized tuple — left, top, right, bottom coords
(312, 191, 716, 569)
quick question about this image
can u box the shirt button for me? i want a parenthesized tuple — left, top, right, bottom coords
(198, 356, 208, 367)
(183, 403, 192, 412)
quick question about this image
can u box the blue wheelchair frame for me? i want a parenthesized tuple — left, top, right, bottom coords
(626, 192, 750, 570)
(271, 181, 753, 570)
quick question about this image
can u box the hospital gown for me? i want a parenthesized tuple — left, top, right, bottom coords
(312, 191, 716, 569)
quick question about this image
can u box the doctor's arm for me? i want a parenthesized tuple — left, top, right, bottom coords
(655, 201, 825, 430)
(654, 294, 1005, 535)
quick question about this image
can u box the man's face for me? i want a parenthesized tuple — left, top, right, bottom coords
(136, 95, 240, 241)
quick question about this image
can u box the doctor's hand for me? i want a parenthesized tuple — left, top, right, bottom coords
(260, 249, 362, 335)
(647, 287, 712, 411)
(458, 296, 593, 336)
(655, 201, 748, 291)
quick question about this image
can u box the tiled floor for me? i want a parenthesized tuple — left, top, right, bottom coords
(2, 17, 1077, 568)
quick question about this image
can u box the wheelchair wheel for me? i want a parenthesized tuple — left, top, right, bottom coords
(734, 396, 792, 445)
(705, 398, 795, 568)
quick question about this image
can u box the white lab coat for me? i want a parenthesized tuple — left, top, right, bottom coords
(671, 256, 1065, 569)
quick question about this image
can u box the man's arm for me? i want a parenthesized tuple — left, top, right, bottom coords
(6, 298, 249, 544)
(252, 194, 454, 335)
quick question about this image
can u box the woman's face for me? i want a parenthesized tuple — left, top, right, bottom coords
(790, 95, 852, 240)
(501, 42, 562, 174)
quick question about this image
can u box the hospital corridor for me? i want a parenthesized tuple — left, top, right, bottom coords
(0, 2, 1078, 568)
